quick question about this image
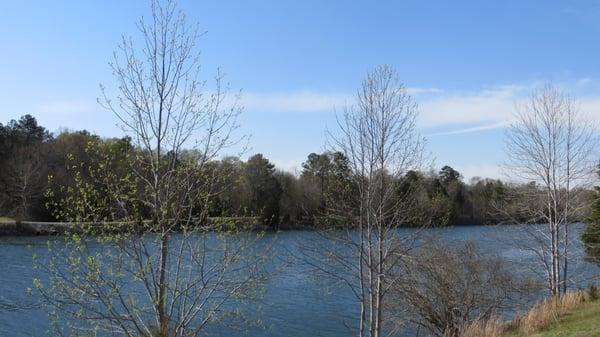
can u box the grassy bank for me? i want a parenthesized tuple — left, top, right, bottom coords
(464, 288, 600, 337)
(517, 300, 600, 337)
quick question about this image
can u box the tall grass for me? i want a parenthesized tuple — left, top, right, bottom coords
(462, 316, 504, 337)
(461, 287, 598, 337)
(512, 290, 587, 334)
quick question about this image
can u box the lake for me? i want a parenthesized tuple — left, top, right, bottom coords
(0, 224, 597, 336)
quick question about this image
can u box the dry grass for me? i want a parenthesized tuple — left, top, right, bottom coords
(462, 316, 505, 337)
(513, 290, 588, 335)
(460, 288, 598, 337)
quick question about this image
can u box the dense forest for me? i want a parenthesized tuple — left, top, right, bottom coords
(0, 114, 594, 228)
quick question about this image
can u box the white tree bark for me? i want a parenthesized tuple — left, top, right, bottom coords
(306, 65, 426, 337)
(504, 84, 597, 296)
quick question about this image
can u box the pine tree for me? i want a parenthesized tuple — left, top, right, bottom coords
(582, 166, 600, 263)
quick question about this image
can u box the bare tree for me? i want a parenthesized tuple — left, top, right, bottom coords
(503, 84, 597, 297)
(389, 241, 514, 337)
(2, 144, 46, 220)
(301, 65, 426, 337)
(36, 1, 268, 336)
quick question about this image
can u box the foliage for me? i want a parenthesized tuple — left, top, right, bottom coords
(35, 0, 270, 336)
(0, 114, 595, 230)
(243, 154, 282, 228)
(0, 114, 52, 220)
(582, 165, 600, 263)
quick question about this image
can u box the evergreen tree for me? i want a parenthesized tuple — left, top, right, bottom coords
(244, 154, 282, 228)
(582, 165, 600, 262)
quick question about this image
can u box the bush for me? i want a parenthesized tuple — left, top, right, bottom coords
(389, 241, 514, 337)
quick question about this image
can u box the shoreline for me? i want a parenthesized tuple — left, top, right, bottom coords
(0, 218, 539, 237)
(0, 219, 283, 236)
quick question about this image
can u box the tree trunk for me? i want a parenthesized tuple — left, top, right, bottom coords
(158, 233, 169, 336)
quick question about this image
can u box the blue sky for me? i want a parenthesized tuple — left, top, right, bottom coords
(2, 0, 600, 179)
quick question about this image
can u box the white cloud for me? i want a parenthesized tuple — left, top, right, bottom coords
(37, 100, 97, 115)
(578, 97, 600, 125)
(427, 121, 508, 137)
(417, 85, 530, 128)
(456, 163, 503, 181)
(271, 158, 303, 174)
(33, 79, 600, 137)
(417, 80, 600, 135)
(406, 87, 444, 95)
(240, 91, 349, 113)
(238, 87, 443, 114)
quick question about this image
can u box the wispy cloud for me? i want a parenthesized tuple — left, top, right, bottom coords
(578, 97, 600, 124)
(418, 85, 530, 128)
(456, 163, 503, 181)
(271, 158, 304, 174)
(418, 79, 600, 134)
(239, 85, 530, 129)
(37, 100, 97, 115)
(34, 80, 600, 135)
(427, 121, 508, 137)
(239, 87, 443, 113)
(407, 87, 444, 95)
(240, 91, 349, 113)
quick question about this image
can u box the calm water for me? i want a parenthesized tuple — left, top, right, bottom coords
(0, 225, 597, 336)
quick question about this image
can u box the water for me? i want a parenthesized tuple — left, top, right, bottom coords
(0, 225, 597, 336)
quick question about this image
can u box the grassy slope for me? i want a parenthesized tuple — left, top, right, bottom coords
(510, 300, 600, 337)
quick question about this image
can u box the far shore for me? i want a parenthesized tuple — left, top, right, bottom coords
(0, 217, 315, 236)
(0, 217, 552, 237)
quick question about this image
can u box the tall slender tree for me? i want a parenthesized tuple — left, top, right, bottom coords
(37, 1, 267, 336)
(302, 65, 426, 337)
(503, 85, 597, 296)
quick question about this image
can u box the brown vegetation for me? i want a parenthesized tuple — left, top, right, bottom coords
(461, 288, 598, 337)
(461, 316, 504, 337)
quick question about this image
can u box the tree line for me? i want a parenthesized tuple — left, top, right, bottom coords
(2, 114, 584, 228)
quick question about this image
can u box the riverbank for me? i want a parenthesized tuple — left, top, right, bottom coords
(0, 217, 271, 236)
(0, 217, 586, 236)
(515, 300, 600, 336)
(464, 288, 600, 337)
(507, 296, 600, 337)
(0, 219, 73, 235)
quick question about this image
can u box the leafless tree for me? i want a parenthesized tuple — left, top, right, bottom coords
(2, 144, 45, 220)
(300, 65, 426, 337)
(502, 84, 598, 297)
(36, 1, 268, 336)
(388, 240, 514, 337)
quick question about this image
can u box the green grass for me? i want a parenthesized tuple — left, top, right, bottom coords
(0, 217, 14, 223)
(510, 300, 600, 337)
